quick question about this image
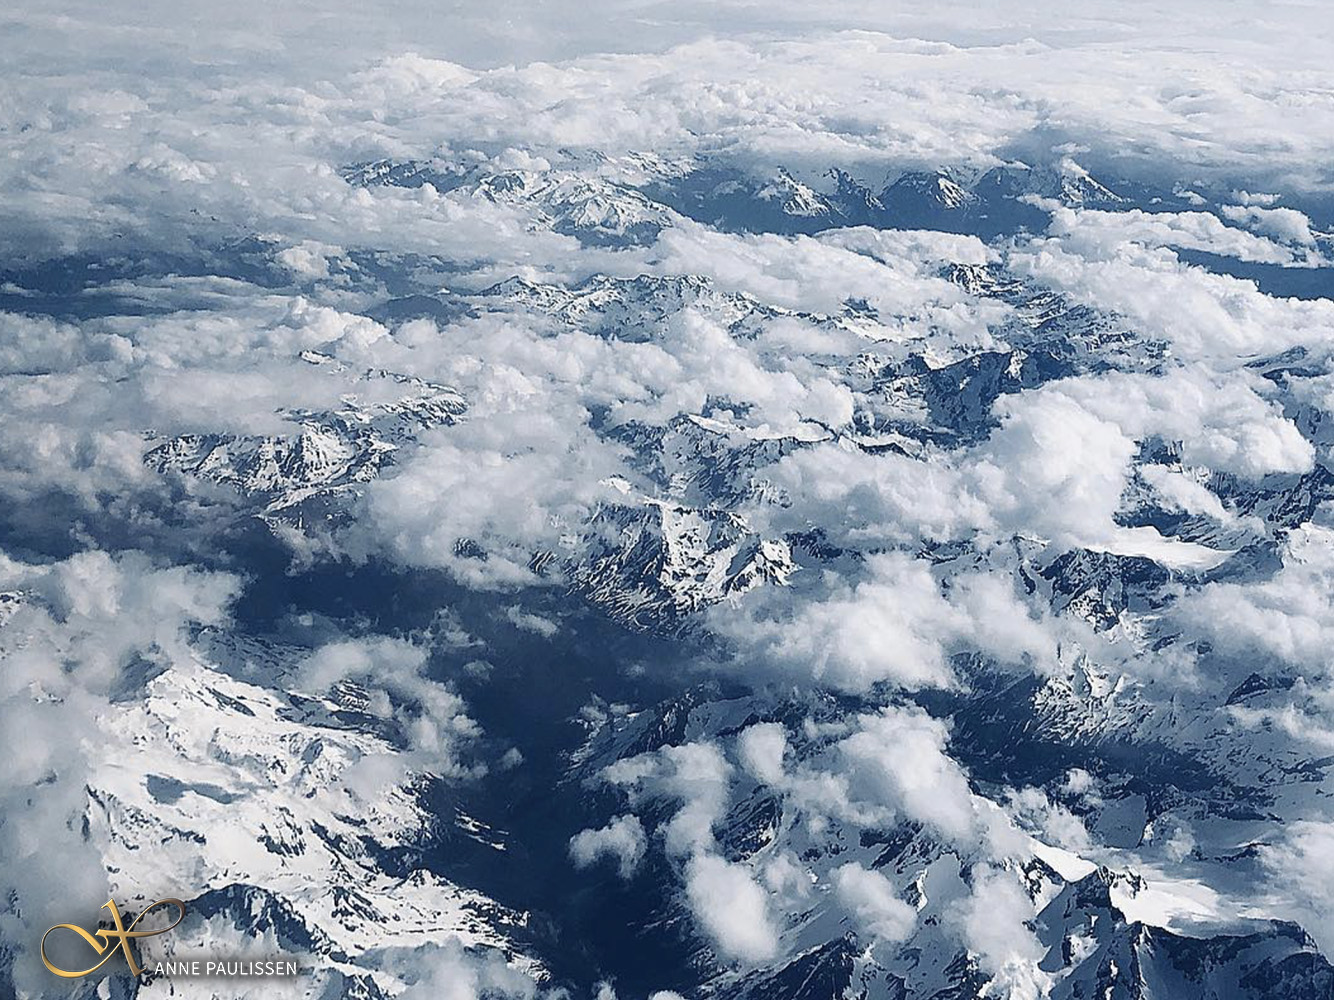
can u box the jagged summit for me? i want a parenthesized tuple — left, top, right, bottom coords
(145, 354, 466, 521)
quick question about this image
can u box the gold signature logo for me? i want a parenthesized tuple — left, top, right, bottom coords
(41, 898, 185, 979)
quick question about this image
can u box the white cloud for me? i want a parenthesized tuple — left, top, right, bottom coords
(832, 863, 917, 945)
(1220, 203, 1317, 246)
(737, 722, 788, 785)
(1138, 464, 1231, 522)
(978, 368, 1312, 543)
(684, 853, 779, 962)
(6, 0, 1334, 270)
(4, 0, 1334, 989)
(1175, 526, 1334, 668)
(382, 941, 540, 1000)
(505, 604, 560, 638)
(1058, 768, 1099, 802)
(1260, 821, 1334, 956)
(1003, 787, 1092, 852)
(570, 815, 648, 878)
(760, 360, 1306, 589)
(713, 553, 1060, 692)
(361, 403, 629, 588)
(1046, 205, 1305, 264)
(713, 553, 965, 691)
(1011, 239, 1334, 360)
(948, 866, 1050, 1000)
(295, 637, 483, 775)
(603, 741, 733, 856)
(838, 707, 982, 844)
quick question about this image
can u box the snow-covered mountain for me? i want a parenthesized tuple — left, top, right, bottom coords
(345, 158, 678, 246)
(563, 674, 1334, 1000)
(99, 657, 538, 999)
(5, 132, 1334, 1000)
(145, 352, 466, 524)
(0, 586, 539, 1000)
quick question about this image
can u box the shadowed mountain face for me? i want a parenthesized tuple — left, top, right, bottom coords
(5, 10, 1334, 1000)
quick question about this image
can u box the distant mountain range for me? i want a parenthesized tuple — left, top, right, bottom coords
(4, 144, 1333, 1000)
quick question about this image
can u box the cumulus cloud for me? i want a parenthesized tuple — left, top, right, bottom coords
(296, 636, 483, 774)
(948, 866, 1049, 1000)
(590, 704, 1055, 982)
(7, 1, 1334, 269)
(1046, 205, 1307, 265)
(712, 553, 1060, 692)
(1260, 821, 1334, 956)
(505, 604, 560, 638)
(1137, 464, 1232, 522)
(1175, 526, 1334, 668)
(594, 737, 795, 963)
(832, 863, 917, 946)
(683, 853, 779, 963)
(1045, 369, 1314, 480)
(604, 742, 733, 856)
(362, 407, 629, 588)
(713, 554, 967, 691)
(1219, 203, 1318, 246)
(975, 367, 1312, 558)
(754, 360, 1309, 604)
(838, 707, 986, 845)
(1002, 787, 1092, 852)
(570, 815, 648, 878)
(735, 707, 1028, 861)
(1010, 238, 1334, 360)
(737, 722, 788, 785)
